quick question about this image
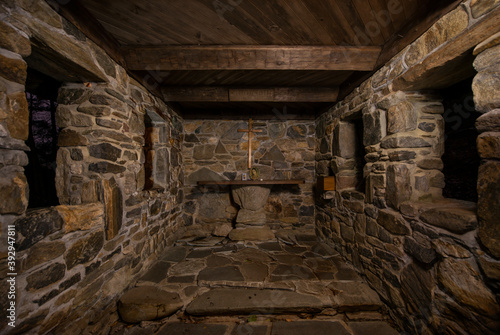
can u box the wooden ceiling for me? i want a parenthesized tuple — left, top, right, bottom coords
(50, 0, 461, 119)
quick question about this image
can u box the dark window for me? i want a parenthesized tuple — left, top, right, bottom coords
(441, 78, 480, 202)
(25, 68, 61, 208)
(354, 118, 366, 193)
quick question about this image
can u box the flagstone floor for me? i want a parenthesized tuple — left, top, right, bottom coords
(109, 232, 401, 335)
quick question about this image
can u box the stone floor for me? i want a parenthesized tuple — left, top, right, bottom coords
(109, 232, 401, 335)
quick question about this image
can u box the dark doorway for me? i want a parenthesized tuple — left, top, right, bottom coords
(441, 78, 480, 202)
(25, 68, 61, 208)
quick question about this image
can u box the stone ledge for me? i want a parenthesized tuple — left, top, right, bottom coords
(15, 203, 105, 250)
(400, 199, 477, 234)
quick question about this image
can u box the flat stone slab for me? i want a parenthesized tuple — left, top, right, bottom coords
(329, 282, 383, 312)
(186, 288, 328, 315)
(271, 321, 351, 335)
(118, 286, 183, 323)
(271, 264, 317, 281)
(231, 324, 268, 335)
(349, 321, 400, 335)
(159, 246, 188, 262)
(229, 227, 275, 241)
(137, 261, 171, 284)
(157, 323, 228, 335)
(198, 266, 245, 282)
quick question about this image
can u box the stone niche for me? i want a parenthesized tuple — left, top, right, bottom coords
(182, 119, 315, 232)
(315, 2, 500, 335)
(331, 119, 365, 192)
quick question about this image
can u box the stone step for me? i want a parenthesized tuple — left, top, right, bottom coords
(154, 320, 400, 335)
(185, 285, 382, 316)
(186, 288, 329, 316)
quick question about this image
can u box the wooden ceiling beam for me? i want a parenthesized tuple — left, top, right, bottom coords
(124, 45, 381, 71)
(162, 87, 339, 102)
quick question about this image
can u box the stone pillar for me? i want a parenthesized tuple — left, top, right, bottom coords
(472, 34, 500, 259)
(0, 23, 31, 251)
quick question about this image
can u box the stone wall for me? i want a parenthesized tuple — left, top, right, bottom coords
(316, 1, 500, 334)
(183, 119, 315, 234)
(0, 1, 184, 334)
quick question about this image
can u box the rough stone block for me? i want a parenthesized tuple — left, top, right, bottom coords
(0, 168, 28, 215)
(377, 209, 411, 235)
(470, 0, 500, 18)
(56, 203, 104, 233)
(401, 262, 433, 320)
(387, 101, 417, 134)
(192, 143, 216, 160)
(25, 263, 66, 291)
(0, 49, 27, 85)
(477, 132, 500, 158)
(478, 254, 500, 282)
(232, 185, 271, 211)
(88, 161, 126, 174)
(381, 135, 431, 149)
(287, 124, 307, 138)
(476, 109, 500, 132)
(5, 91, 29, 140)
(331, 157, 356, 174)
(418, 121, 436, 132)
(404, 6, 468, 67)
(58, 87, 93, 105)
(432, 238, 472, 258)
(404, 235, 437, 264)
(473, 44, 500, 72)
(420, 206, 478, 234)
(421, 103, 445, 114)
(64, 229, 104, 269)
(363, 109, 387, 146)
(196, 193, 231, 223)
(56, 106, 93, 127)
(88, 143, 122, 162)
(414, 174, 430, 192)
(57, 128, 88, 147)
(335, 172, 358, 190)
(101, 178, 123, 240)
(473, 70, 500, 113)
(24, 241, 66, 271)
(438, 258, 500, 316)
(118, 286, 183, 323)
(333, 122, 357, 159)
(386, 164, 411, 209)
(0, 21, 31, 56)
(477, 160, 500, 258)
(388, 150, 416, 162)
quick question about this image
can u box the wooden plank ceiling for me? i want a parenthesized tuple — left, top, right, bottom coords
(50, 0, 461, 119)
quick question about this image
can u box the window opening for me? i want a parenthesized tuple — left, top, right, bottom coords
(441, 78, 480, 202)
(25, 68, 61, 208)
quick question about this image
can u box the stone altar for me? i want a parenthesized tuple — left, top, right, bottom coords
(197, 180, 305, 240)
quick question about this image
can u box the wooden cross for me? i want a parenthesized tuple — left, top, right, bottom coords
(238, 118, 263, 169)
